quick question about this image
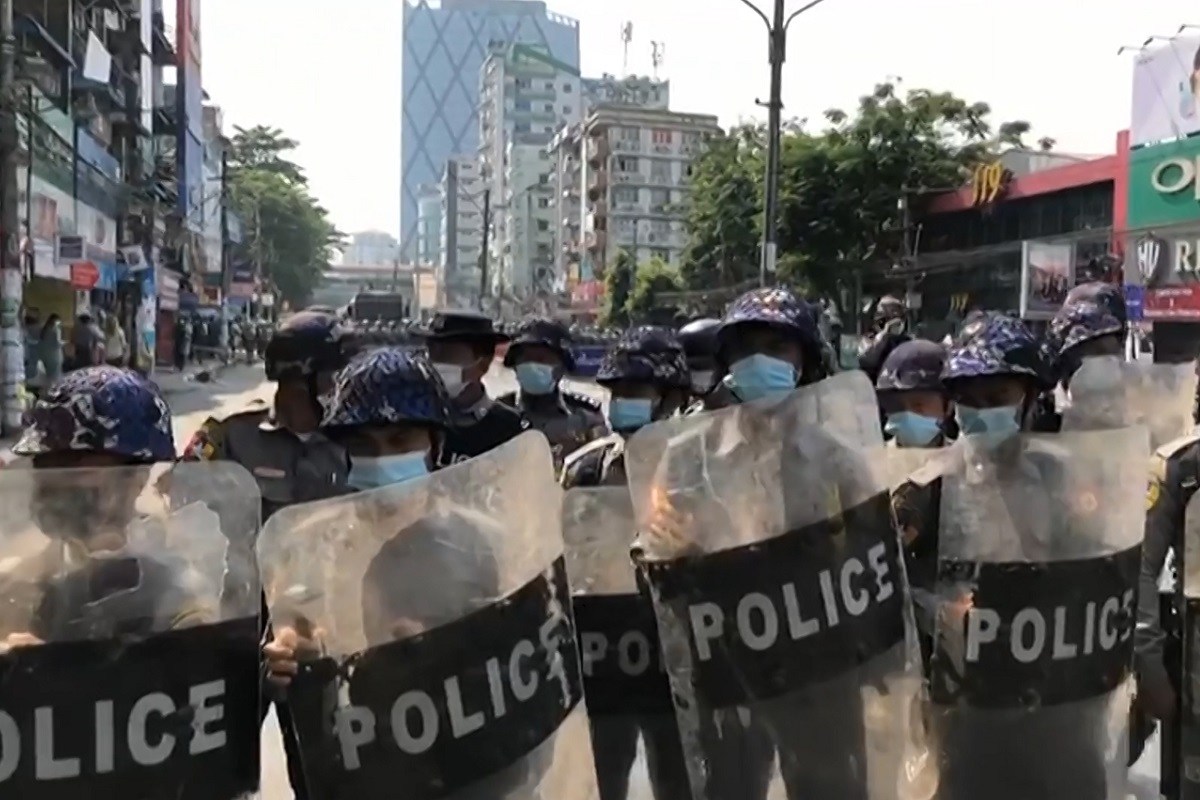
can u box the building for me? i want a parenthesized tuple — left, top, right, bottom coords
(341, 231, 400, 267)
(438, 155, 486, 307)
(862, 136, 1130, 340)
(198, 105, 227, 298)
(571, 106, 721, 282)
(477, 42, 581, 298)
(581, 74, 669, 111)
(400, 0, 579, 261)
(311, 262, 419, 314)
(415, 183, 443, 267)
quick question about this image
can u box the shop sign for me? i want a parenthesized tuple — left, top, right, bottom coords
(1150, 155, 1200, 200)
(970, 161, 1012, 207)
(1128, 137, 1200, 229)
(1135, 232, 1200, 287)
(70, 261, 99, 289)
(1144, 285, 1200, 320)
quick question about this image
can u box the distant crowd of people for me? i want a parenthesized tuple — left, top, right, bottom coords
(23, 309, 128, 393)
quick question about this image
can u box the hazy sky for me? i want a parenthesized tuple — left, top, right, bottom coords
(198, 0, 1197, 237)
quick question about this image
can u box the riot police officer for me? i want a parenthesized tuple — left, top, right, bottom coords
(182, 310, 355, 800)
(678, 317, 733, 411)
(857, 295, 911, 384)
(497, 317, 605, 468)
(423, 310, 530, 468)
(561, 326, 690, 800)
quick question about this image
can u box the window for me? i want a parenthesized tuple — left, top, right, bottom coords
(651, 129, 673, 145)
(683, 131, 701, 146)
(563, 83, 573, 93)
(545, 81, 555, 90)
(612, 187, 638, 205)
(544, 103, 554, 112)
(650, 189, 670, 207)
(619, 126, 640, 141)
(537, 197, 551, 209)
(536, 219, 551, 232)
(650, 160, 671, 181)
(562, 105, 573, 115)
(616, 156, 639, 172)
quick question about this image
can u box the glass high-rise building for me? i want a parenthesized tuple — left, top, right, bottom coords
(401, 0, 579, 260)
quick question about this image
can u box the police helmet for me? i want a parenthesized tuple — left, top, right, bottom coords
(596, 326, 690, 391)
(1043, 282, 1127, 368)
(14, 366, 175, 462)
(717, 286, 827, 385)
(942, 311, 1053, 390)
(502, 316, 575, 370)
(677, 318, 721, 363)
(264, 311, 355, 382)
(322, 347, 450, 430)
(873, 295, 907, 323)
(875, 339, 947, 394)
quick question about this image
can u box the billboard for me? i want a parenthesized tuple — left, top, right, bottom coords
(1128, 135, 1200, 229)
(176, 0, 204, 234)
(1131, 32, 1200, 147)
(1019, 241, 1075, 320)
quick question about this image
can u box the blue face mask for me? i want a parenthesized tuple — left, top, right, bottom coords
(348, 452, 430, 491)
(884, 411, 942, 447)
(729, 354, 797, 403)
(608, 397, 654, 432)
(515, 362, 558, 396)
(955, 404, 1023, 437)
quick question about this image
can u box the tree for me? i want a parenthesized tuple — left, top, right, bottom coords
(679, 127, 763, 292)
(227, 125, 307, 185)
(225, 126, 342, 307)
(601, 249, 635, 327)
(680, 80, 1037, 312)
(627, 257, 684, 323)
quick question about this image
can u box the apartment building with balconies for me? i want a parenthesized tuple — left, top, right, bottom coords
(478, 42, 581, 298)
(571, 106, 720, 280)
(438, 155, 486, 307)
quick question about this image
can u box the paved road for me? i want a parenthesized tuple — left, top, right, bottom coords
(170, 364, 1162, 799)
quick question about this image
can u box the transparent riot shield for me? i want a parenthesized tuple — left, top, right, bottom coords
(931, 427, 1146, 800)
(563, 487, 686, 800)
(1062, 356, 1197, 448)
(0, 461, 262, 800)
(257, 431, 598, 800)
(625, 371, 930, 800)
(884, 445, 943, 490)
(1179, 489, 1200, 798)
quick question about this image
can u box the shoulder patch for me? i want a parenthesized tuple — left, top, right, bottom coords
(182, 417, 225, 462)
(565, 391, 601, 412)
(1156, 432, 1200, 460)
(1147, 479, 1162, 511)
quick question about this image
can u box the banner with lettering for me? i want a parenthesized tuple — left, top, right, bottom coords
(1019, 241, 1075, 320)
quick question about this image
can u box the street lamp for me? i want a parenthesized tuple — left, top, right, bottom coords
(734, 0, 831, 286)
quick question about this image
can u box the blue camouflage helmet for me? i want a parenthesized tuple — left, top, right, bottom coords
(502, 316, 575, 370)
(717, 286, 827, 384)
(1043, 282, 1127, 365)
(875, 339, 947, 394)
(322, 347, 450, 430)
(14, 366, 174, 461)
(595, 326, 690, 390)
(264, 310, 355, 382)
(942, 311, 1053, 390)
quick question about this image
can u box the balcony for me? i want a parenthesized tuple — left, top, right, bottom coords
(612, 139, 642, 153)
(587, 171, 607, 194)
(14, 13, 74, 100)
(152, 12, 176, 66)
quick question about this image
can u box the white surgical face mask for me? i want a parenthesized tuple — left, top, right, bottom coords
(432, 361, 465, 396)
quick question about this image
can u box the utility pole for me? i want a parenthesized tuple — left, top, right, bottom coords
(741, 0, 830, 287)
(478, 187, 491, 311)
(0, 0, 22, 434)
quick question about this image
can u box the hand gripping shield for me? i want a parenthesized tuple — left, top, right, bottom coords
(1062, 356, 1197, 448)
(930, 427, 1146, 799)
(625, 371, 930, 800)
(257, 431, 598, 800)
(0, 461, 263, 800)
(563, 487, 687, 799)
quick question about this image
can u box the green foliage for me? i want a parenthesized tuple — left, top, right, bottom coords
(225, 126, 341, 308)
(627, 257, 684, 323)
(679, 80, 1037, 311)
(601, 249, 635, 327)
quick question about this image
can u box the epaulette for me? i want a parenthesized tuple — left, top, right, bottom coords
(1156, 431, 1200, 460)
(563, 391, 602, 412)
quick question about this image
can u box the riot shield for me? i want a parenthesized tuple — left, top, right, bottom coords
(257, 431, 598, 800)
(1179, 489, 1200, 798)
(625, 371, 930, 800)
(885, 445, 943, 490)
(563, 487, 686, 800)
(930, 427, 1146, 800)
(1062, 356, 1197, 448)
(0, 461, 262, 800)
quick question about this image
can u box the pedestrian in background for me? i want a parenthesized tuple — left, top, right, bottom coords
(38, 314, 64, 383)
(105, 313, 128, 368)
(70, 312, 104, 370)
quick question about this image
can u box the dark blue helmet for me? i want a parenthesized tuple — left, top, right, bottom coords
(596, 326, 690, 391)
(14, 366, 174, 462)
(1043, 282, 1127, 366)
(717, 286, 826, 384)
(875, 339, 947, 394)
(502, 316, 574, 370)
(678, 318, 721, 361)
(942, 311, 1053, 389)
(322, 348, 450, 430)
(265, 311, 355, 382)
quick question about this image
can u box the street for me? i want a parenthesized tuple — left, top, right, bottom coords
(167, 363, 1160, 799)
